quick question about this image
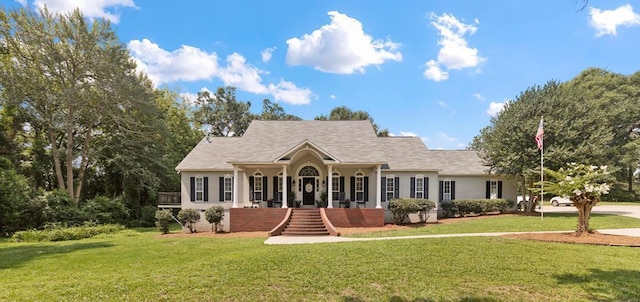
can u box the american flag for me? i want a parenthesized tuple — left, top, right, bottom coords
(535, 117, 544, 150)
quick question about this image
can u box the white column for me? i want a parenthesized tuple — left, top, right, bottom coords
(232, 167, 239, 208)
(282, 166, 288, 208)
(327, 165, 333, 208)
(376, 165, 382, 208)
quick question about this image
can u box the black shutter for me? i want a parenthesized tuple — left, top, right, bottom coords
(451, 181, 456, 200)
(263, 177, 268, 200)
(340, 177, 345, 193)
(486, 181, 491, 199)
(190, 177, 195, 202)
(249, 176, 254, 192)
(219, 177, 224, 201)
(273, 176, 278, 200)
(423, 177, 428, 200)
(394, 177, 400, 199)
(498, 181, 503, 198)
(350, 177, 355, 200)
(439, 181, 443, 202)
(287, 176, 292, 193)
(410, 177, 416, 198)
(364, 177, 369, 201)
(203, 177, 209, 201)
(381, 177, 387, 202)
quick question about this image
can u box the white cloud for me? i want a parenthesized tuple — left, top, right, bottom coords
(261, 47, 276, 63)
(431, 132, 465, 149)
(128, 39, 313, 105)
(399, 131, 418, 137)
(330, 94, 336, 99)
(472, 93, 485, 101)
(589, 4, 640, 36)
(128, 39, 219, 84)
(286, 11, 402, 74)
(423, 60, 449, 81)
(179, 87, 212, 106)
(437, 101, 447, 107)
(32, 0, 138, 24)
(424, 12, 485, 81)
(486, 102, 505, 116)
(15, 0, 27, 6)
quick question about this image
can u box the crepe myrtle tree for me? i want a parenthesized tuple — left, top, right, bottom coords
(539, 163, 611, 236)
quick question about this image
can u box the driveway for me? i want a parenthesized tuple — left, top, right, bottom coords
(542, 204, 640, 219)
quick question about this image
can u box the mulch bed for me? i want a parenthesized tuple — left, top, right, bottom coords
(156, 214, 640, 246)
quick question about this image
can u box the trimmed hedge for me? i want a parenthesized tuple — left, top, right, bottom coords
(439, 199, 514, 218)
(389, 198, 436, 225)
(10, 223, 125, 242)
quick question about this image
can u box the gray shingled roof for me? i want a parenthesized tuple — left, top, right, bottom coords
(175, 120, 492, 175)
(425, 150, 491, 175)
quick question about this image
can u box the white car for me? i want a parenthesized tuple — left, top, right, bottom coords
(550, 196, 572, 207)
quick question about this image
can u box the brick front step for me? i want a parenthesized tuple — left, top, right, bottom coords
(280, 209, 329, 236)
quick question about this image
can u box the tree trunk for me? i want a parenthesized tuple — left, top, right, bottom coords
(74, 126, 93, 200)
(574, 197, 597, 236)
(65, 99, 75, 200)
(48, 122, 66, 191)
(628, 166, 633, 192)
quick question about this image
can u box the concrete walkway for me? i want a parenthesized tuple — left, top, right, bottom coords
(265, 205, 640, 245)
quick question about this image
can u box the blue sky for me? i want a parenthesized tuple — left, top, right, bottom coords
(8, 0, 640, 149)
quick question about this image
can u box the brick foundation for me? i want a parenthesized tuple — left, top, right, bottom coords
(229, 208, 385, 232)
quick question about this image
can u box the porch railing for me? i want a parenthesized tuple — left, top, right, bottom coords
(158, 192, 181, 206)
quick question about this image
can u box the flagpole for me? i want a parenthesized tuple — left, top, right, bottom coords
(540, 116, 544, 221)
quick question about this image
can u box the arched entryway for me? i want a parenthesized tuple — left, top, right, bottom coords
(299, 165, 319, 206)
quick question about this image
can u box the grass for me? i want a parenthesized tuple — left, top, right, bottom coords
(1, 215, 640, 301)
(597, 201, 640, 206)
(348, 213, 640, 238)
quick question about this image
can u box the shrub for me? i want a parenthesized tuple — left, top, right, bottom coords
(389, 198, 435, 225)
(205, 206, 225, 232)
(83, 196, 129, 225)
(39, 190, 87, 226)
(601, 187, 638, 202)
(439, 200, 457, 218)
(0, 161, 33, 236)
(140, 205, 158, 227)
(10, 224, 124, 242)
(177, 209, 201, 233)
(155, 209, 173, 234)
(440, 199, 512, 218)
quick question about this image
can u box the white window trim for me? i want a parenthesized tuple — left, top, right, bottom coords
(254, 172, 263, 201)
(224, 175, 233, 202)
(415, 176, 424, 199)
(355, 172, 364, 201)
(195, 176, 204, 202)
(386, 177, 395, 201)
(490, 179, 498, 199)
(443, 180, 452, 201)
(332, 172, 341, 200)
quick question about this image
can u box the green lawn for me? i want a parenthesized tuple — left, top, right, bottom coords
(1, 215, 640, 301)
(348, 213, 640, 238)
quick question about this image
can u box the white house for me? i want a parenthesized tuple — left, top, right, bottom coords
(174, 120, 516, 233)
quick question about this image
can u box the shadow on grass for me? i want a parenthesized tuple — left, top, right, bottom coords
(554, 268, 640, 301)
(0, 241, 114, 270)
(344, 296, 499, 302)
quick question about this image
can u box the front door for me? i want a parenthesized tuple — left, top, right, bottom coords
(302, 177, 315, 206)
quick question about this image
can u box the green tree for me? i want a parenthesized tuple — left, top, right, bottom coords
(193, 86, 252, 137)
(177, 208, 201, 233)
(314, 106, 389, 136)
(0, 7, 152, 200)
(540, 163, 611, 236)
(258, 99, 301, 121)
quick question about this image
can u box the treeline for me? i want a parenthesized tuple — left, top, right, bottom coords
(470, 68, 640, 203)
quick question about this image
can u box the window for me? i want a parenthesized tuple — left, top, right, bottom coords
(386, 177, 395, 201)
(415, 177, 424, 199)
(332, 172, 340, 200)
(254, 172, 263, 201)
(224, 176, 233, 201)
(278, 174, 283, 194)
(443, 180, 452, 201)
(490, 180, 498, 199)
(355, 172, 364, 201)
(195, 177, 204, 201)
